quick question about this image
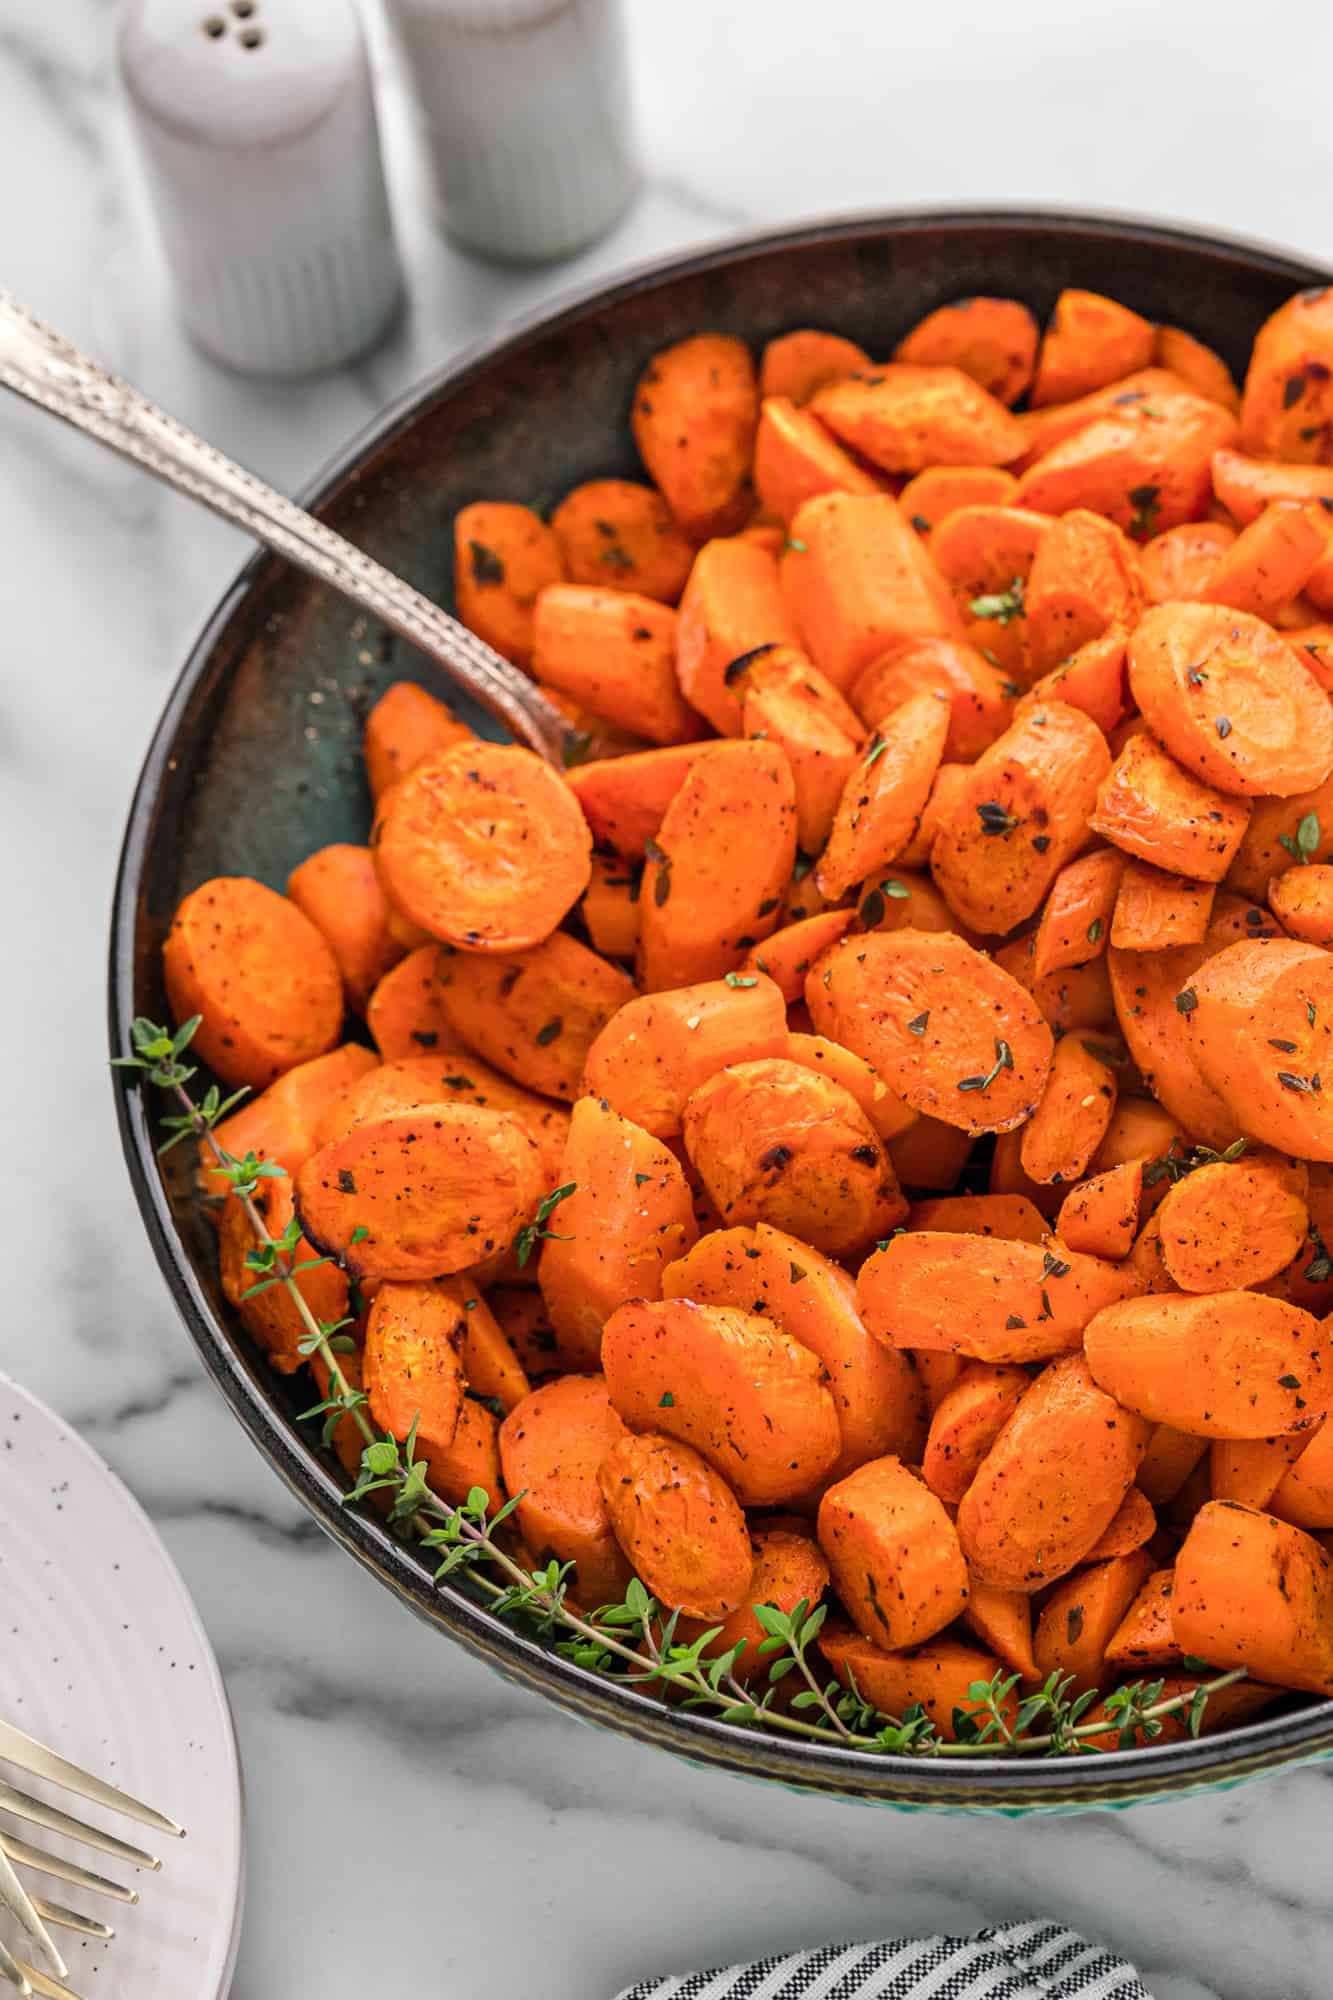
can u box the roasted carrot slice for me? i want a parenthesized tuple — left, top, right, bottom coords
(1017, 365, 1196, 462)
(453, 501, 564, 670)
(1031, 850, 1123, 980)
(758, 328, 871, 404)
(499, 1375, 633, 1607)
(202, 1042, 379, 1204)
(287, 843, 405, 1012)
(363, 1280, 466, 1450)
(675, 538, 800, 734)
(1154, 326, 1239, 410)
(742, 676, 861, 856)
(1089, 730, 1252, 882)
(1110, 859, 1215, 951)
(1183, 935, 1333, 1157)
(962, 1583, 1040, 1683)
(1106, 932, 1240, 1153)
(1225, 772, 1333, 898)
(1085, 1289, 1332, 1437)
(1033, 1550, 1155, 1694)
(1105, 1566, 1182, 1673)
(1174, 1500, 1333, 1695)
(1136, 1422, 1208, 1505)
(1017, 391, 1239, 536)
(436, 929, 633, 1102)
(858, 1229, 1137, 1365)
(928, 503, 1049, 683)
(364, 681, 474, 801)
(818, 1456, 968, 1649)
(781, 491, 963, 691)
(897, 466, 1020, 534)
(1213, 451, 1333, 533)
(565, 742, 715, 858)
(602, 1296, 840, 1505)
(537, 1094, 696, 1371)
(549, 478, 695, 604)
(295, 1103, 546, 1282)
(1201, 502, 1331, 621)
(922, 1363, 1029, 1505)
(818, 1625, 1012, 1741)
(806, 927, 1052, 1136)
(1138, 520, 1237, 604)
(681, 1056, 906, 1259)
(1127, 602, 1333, 798)
(580, 852, 641, 960)
(1031, 290, 1156, 408)
(1157, 1148, 1308, 1290)
(1240, 287, 1333, 463)
(365, 944, 463, 1060)
(638, 737, 796, 990)
(219, 1177, 348, 1375)
(930, 702, 1111, 935)
(1055, 1160, 1142, 1260)
(894, 297, 1039, 407)
(631, 333, 758, 539)
(908, 1192, 1047, 1241)
(1269, 862, 1333, 945)
(848, 637, 1014, 763)
(1269, 1422, 1333, 1530)
(742, 911, 855, 1001)
(530, 586, 702, 745)
(1211, 1433, 1306, 1509)
(784, 1033, 919, 1143)
(374, 742, 592, 951)
(1018, 626, 1130, 737)
(811, 365, 1026, 473)
(1019, 1032, 1118, 1186)
(164, 875, 344, 1090)
(675, 1526, 832, 1683)
(1024, 508, 1143, 675)
(815, 689, 950, 899)
(582, 973, 788, 1138)
(752, 396, 883, 524)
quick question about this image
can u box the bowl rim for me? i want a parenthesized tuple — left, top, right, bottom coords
(110, 202, 1333, 1807)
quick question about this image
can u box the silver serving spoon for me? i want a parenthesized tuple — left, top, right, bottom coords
(0, 292, 572, 767)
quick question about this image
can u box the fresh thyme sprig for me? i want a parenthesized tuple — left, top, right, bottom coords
(115, 1018, 1249, 1759)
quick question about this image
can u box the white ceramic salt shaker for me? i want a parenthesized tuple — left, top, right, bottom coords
(383, 0, 638, 264)
(118, 0, 403, 376)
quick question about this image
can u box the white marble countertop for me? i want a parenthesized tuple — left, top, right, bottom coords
(4, 5, 1333, 1996)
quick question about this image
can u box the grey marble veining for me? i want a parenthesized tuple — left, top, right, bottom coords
(2, 4, 1332, 1996)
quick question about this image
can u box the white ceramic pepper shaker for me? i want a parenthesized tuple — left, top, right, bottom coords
(118, 0, 403, 377)
(383, 0, 638, 264)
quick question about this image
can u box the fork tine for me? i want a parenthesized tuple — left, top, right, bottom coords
(14, 1965, 82, 2000)
(0, 1837, 136, 1905)
(0, 1842, 67, 1980)
(0, 1724, 182, 1841)
(0, 1940, 31, 1997)
(0, 1783, 158, 1872)
(29, 1899, 113, 1944)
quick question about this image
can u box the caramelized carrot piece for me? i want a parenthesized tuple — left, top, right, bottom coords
(1085, 1289, 1333, 1437)
(811, 365, 1026, 473)
(202, 1042, 379, 1204)
(1105, 1566, 1183, 1673)
(1083, 1485, 1156, 1562)
(781, 491, 963, 691)
(818, 1624, 1012, 1741)
(681, 1056, 906, 1259)
(499, 1375, 633, 1607)
(758, 328, 871, 405)
(583, 973, 788, 1138)
(1056, 1160, 1142, 1260)
(295, 1103, 546, 1282)
(374, 742, 592, 951)
(1033, 1550, 1155, 1694)
(1019, 1032, 1118, 1186)
(1183, 935, 1333, 1157)
(602, 1296, 840, 1505)
(1031, 850, 1123, 981)
(806, 928, 1053, 1136)
(164, 876, 344, 1090)
(1240, 286, 1333, 463)
(962, 1584, 1040, 1682)
(638, 737, 796, 989)
(632, 334, 758, 540)
(928, 502, 1050, 683)
(741, 675, 860, 855)
(897, 466, 1019, 534)
(1110, 859, 1215, 951)
(922, 1363, 1030, 1504)
(1019, 626, 1130, 737)
(1023, 509, 1143, 676)
(783, 1032, 920, 1143)
(363, 1280, 466, 1449)
(743, 910, 855, 1001)
(364, 681, 474, 801)
(930, 702, 1112, 935)
(1269, 862, 1333, 945)
(1031, 290, 1156, 407)
(287, 843, 405, 1012)
(1090, 730, 1252, 882)
(752, 396, 883, 524)
(1211, 1434, 1306, 1509)
(1136, 1422, 1208, 1505)
(957, 1354, 1150, 1591)
(435, 929, 633, 1102)
(818, 1456, 968, 1649)
(531, 586, 702, 745)
(580, 852, 640, 960)
(537, 1095, 697, 1370)
(858, 1229, 1136, 1365)
(894, 297, 1039, 406)
(453, 501, 564, 670)
(1106, 937, 1239, 1153)
(1157, 1149, 1309, 1290)
(365, 944, 464, 1061)
(1174, 1500, 1333, 1695)
(849, 637, 1014, 763)
(1017, 392, 1239, 535)
(675, 1526, 831, 1684)
(1225, 773, 1333, 898)
(1016, 366, 1197, 462)
(549, 478, 695, 604)
(1138, 520, 1237, 603)
(662, 1222, 926, 1481)
(565, 742, 715, 858)
(908, 1192, 1047, 1241)
(219, 1176, 348, 1375)
(1202, 502, 1331, 620)
(675, 538, 800, 734)
(815, 689, 950, 899)
(1270, 1422, 1333, 1530)
(1154, 326, 1239, 410)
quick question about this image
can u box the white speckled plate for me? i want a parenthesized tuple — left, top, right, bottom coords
(0, 1370, 242, 1997)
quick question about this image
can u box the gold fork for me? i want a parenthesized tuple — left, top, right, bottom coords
(0, 1720, 183, 1999)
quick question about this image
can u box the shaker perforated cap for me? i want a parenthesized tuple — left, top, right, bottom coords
(119, 0, 403, 376)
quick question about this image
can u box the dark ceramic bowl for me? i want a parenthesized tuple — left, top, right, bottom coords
(111, 208, 1333, 1810)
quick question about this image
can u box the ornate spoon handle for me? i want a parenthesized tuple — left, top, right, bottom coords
(0, 292, 571, 765)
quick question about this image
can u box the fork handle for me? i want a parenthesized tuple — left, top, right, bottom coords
(0, 292, 571, 765)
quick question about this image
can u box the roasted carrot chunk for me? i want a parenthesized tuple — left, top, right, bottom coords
(897, 467, 1020, 534)
(1154, 326, 1239, 410)
(1017, 391, 1239, 536)
(499, 1375, 633, 1607)
(1240, 287, 1333, 464)
(1089, 730, 1252, 882)
(1138, 520, 1237, 604)
(1085, 1289, 1332, 1437)
(1174, 1500, 1333, 1695)
(1055, 1160, 1142, 1260)
(752, 396, 883, 525)
(1024, 508, 1143, 675)
(550, 478, 695, 604)
(1018, 1032, 1118, 1186)
(815, 689, 950, 899)
(1031, 290, 1156, 407)
(583, 973, 788, 1138)
(818, 1456, 968, 1650)
(1268, 862, 1333, 945)
(894, 297, 1039, 407)
(758, 328, 871, 405)
(811, 365, 1026, 474)
(365, 944, 462, 1060)
(676, 1526, 832, 1683)
(565, 742, 715, 858)
(363, 1280, 466, 1450)
(1033, 1550, 1155, 1694)
(922, 1363, 1029, 1505)
(632, 334, 758, 540)
(531, 586, 702, 745)
(436, 929, 633, 1102)
(1202, 503, 1331, 622)
(202, 1042, 379, 1203)
(850, 637, 1015, 765)
(781, 491, 963, 691)
(818, 1625, 1013, 1741)
(1182, 935, 1333, 1158)
(287, 843, 405, 1012)
(364, 681, 474, 801)
(1110, 858, 1215, 951)
(219, 1177, 348, 1375)
(453, 501, 564, 670)
(1156, 1148, 1308, 1291)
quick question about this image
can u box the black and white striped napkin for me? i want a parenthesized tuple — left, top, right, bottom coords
(614, 1920, 1152, 1999)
